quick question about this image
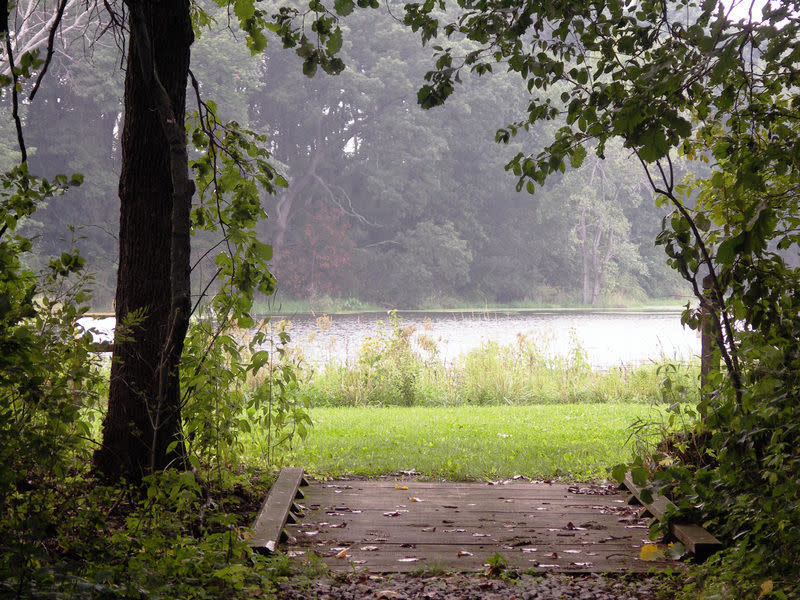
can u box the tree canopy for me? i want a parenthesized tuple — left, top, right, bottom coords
(402, 0, 800, 589)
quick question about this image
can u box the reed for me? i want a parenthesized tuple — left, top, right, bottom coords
(300, 315, 699, 407)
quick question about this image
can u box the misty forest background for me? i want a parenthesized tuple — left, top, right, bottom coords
(1, 5, 718, 311)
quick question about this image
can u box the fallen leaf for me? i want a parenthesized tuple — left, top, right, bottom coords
(759, 580, 774, 598)
(394, 484, 409, 490)
(457, 551, 473, 557)
(639, 544, 664, 561)
(335, 548, 349, 559)
(409, 496, 423, 502)
(329, 522, 347, 528)
(547, 552, 559, 559)
(376, 591, 400, 599)
(667, 541, 688, 560)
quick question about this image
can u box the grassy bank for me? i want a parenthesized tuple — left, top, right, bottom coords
(253, 293, 692, 316)
(263, 404, 668, 480)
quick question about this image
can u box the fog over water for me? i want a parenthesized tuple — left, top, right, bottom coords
(81, 310, 700, 371)
(274, 310, 700, 370)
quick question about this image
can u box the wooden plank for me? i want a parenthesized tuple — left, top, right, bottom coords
(291, 528, 650, 548)
(250, 467, 305, 553)
(318, 481, 596, 493)
(284, 479, 683, 573)
(623, 471, 722, 560)
(305, 504, 630, 516)
(287, 542, 678, 573)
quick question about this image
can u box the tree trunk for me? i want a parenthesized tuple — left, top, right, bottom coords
(94, 0, 193, 483)
(580, 208, 592, 305)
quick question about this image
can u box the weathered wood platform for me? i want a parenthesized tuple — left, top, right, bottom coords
(624, 471, 722, 560)
(250, 467, 308, 553)
(283, 479, 683, 573)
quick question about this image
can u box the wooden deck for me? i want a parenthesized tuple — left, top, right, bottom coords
(283, 479, 683, 573)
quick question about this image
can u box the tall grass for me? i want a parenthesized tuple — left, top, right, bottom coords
(300, 314, 699, 407)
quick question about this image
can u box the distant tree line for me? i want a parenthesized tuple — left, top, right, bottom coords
(2, 4, 686, 309)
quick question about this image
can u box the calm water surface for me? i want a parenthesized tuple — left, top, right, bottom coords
(81, 309, 700, 370)
(266, 310, 700, 370)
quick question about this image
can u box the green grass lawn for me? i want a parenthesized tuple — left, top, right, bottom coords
(266, 404, 666, 481)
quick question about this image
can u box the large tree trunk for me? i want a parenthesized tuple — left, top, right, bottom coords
(94, 0, 193, 483)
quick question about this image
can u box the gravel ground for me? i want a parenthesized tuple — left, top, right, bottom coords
(278, 572, 679, 599)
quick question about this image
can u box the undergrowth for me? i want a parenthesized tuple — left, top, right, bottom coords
(300, 313, 698, 407)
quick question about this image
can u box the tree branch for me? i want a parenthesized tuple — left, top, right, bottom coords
(5, 31, 27, 163)
(28, 0, 70, 100)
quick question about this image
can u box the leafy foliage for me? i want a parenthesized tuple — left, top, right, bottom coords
(305, 313, 695, 407)
(402, 0, 800, 593)
(0, 165, 107, 594)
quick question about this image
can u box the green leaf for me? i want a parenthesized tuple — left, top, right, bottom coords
(569, 145, 587, 168)
(326, 27, 343, 54)
(631, 466, 649, 487)
(611, 464, 628, 483)
(716, 235, 741, 264)
(251, 240, 273, 261)
(334, 0, 355, 16)
(233, 0, 255, 21)
(302, 56, 318, 78)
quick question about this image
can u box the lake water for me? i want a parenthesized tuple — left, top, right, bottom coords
(80, 309, 700, 370)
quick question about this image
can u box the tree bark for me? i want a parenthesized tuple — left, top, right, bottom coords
(94, 0, 193, 483)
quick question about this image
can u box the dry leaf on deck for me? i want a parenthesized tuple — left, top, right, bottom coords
(639, 544, 664, 561)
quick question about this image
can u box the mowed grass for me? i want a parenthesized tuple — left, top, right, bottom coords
(266, 404, 666, 481)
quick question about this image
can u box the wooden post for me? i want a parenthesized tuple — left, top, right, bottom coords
(700, 275, 716, 414)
